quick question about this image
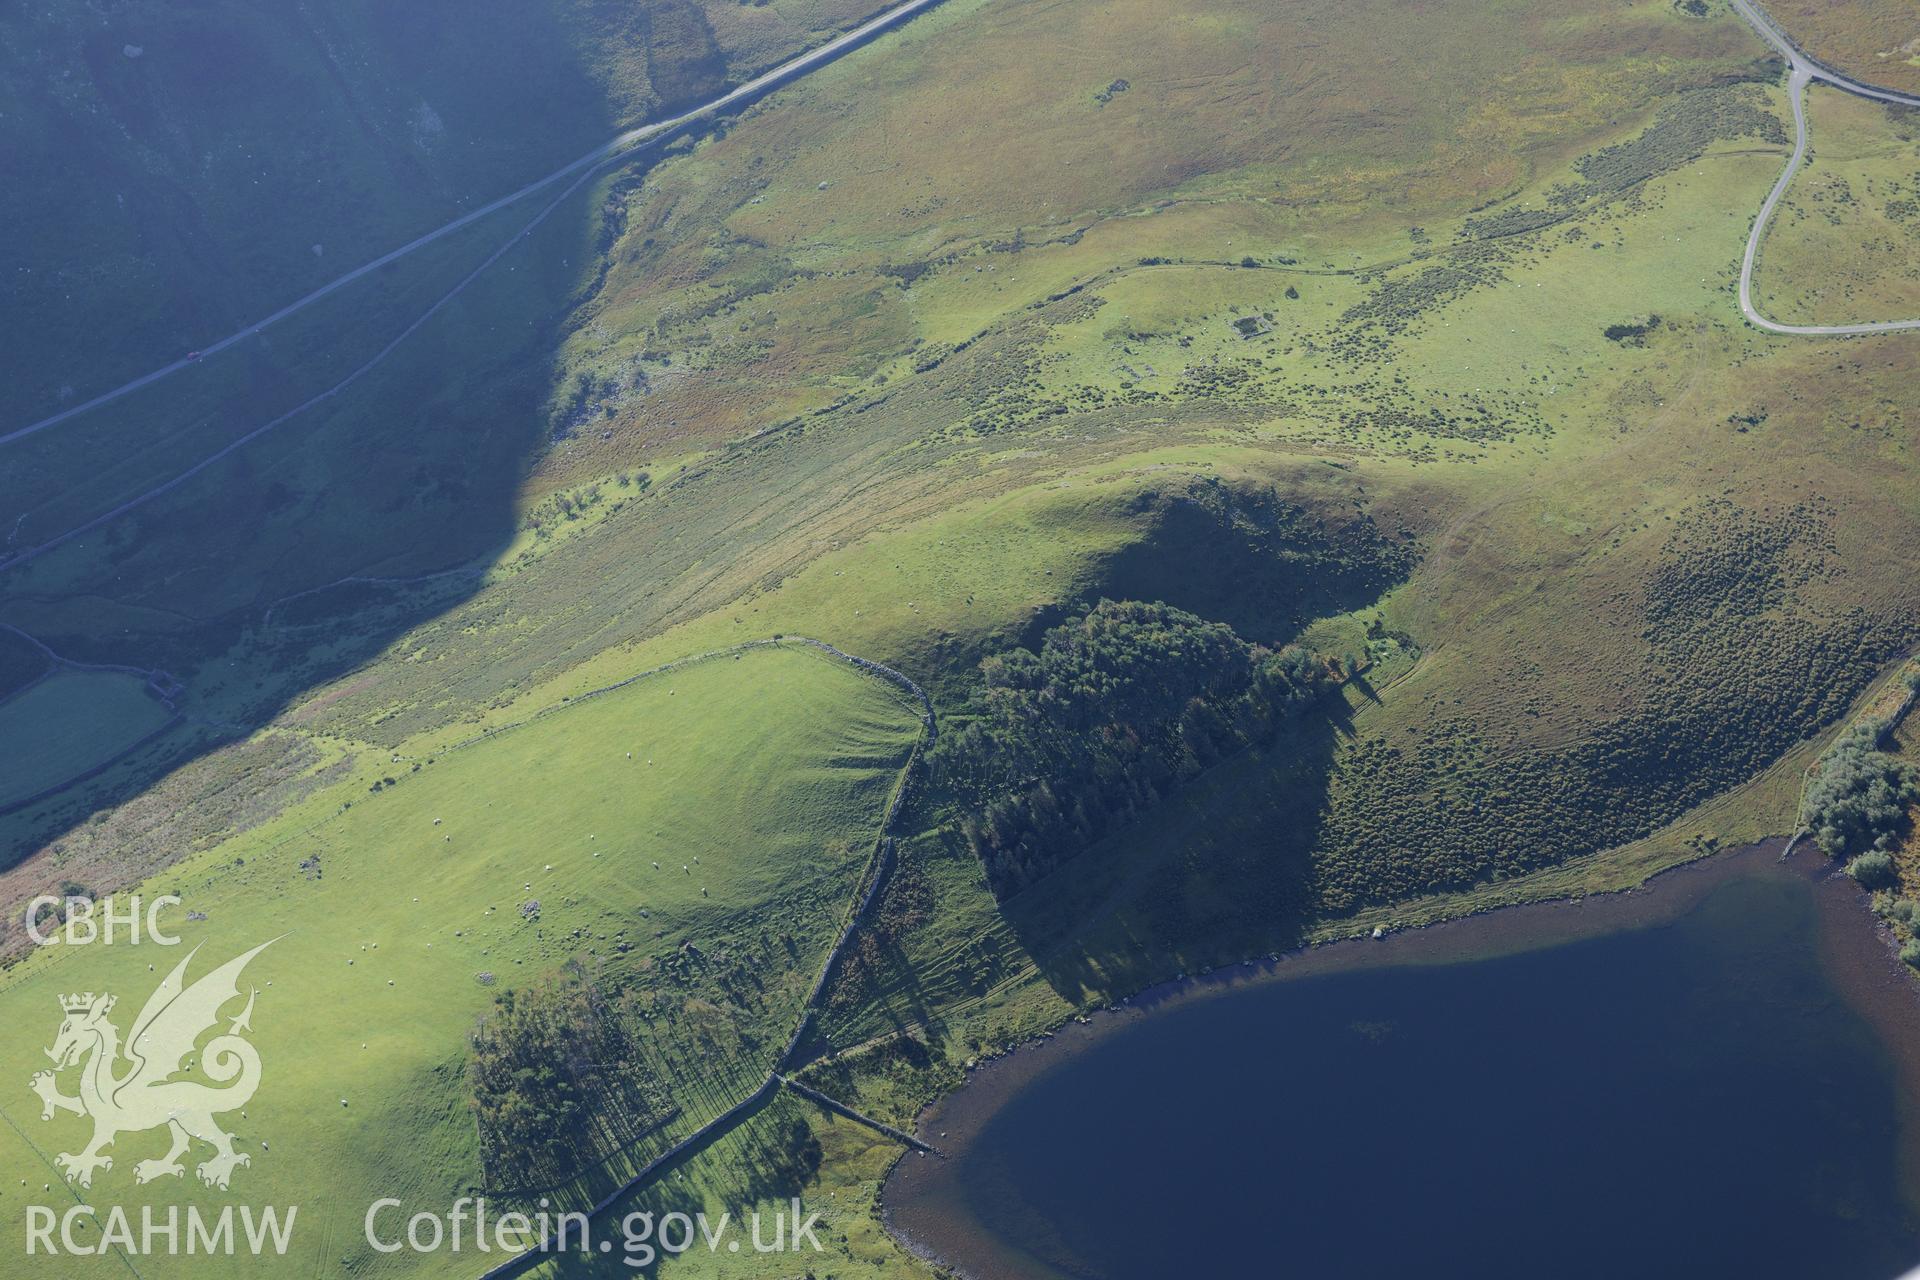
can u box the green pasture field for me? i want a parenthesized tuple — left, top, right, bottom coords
(0, 643, 921, 1278)
(0, 673, 177, 812)
(1750, 85, 1920, 325)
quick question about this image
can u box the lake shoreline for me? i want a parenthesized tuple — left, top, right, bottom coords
(880, 835, 1920, 1279)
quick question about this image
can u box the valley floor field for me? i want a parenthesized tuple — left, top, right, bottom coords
(0, 673, 178, 814)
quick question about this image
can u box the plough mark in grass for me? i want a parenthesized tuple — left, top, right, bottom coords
(259, 563, 488, 630)
(470, 637, 934, 1280)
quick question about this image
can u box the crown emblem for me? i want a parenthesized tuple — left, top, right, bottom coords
(33, 940, 275, 1193)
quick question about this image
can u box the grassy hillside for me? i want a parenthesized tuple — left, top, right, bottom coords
(12, 0, 1919, 965)
(0, 643, 921, 1277)
(1762, 0, 1920, 93)
(0, 0, 1789, 830)
(0, 0, 917, 847)
(1751, 85, 1920, 323)
(7, 0, 1920, 1273)
(0, 0, 893, 413)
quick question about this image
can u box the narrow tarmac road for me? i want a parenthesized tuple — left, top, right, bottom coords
(0, 0, 948, 448)
(1731, 0, 1920, 336)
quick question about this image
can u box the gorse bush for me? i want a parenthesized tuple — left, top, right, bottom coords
(1848, 850, 1898, 890)
(933, 600, 1340, 895)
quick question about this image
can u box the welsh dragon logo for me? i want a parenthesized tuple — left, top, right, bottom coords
(29, 939, 275, 1191)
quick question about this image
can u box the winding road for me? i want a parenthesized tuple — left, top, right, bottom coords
(4, 0, 1912, 575)
(0, 0, 948, 449)
(0, 0, 951, 575)
(1731, 0, 1920, 336)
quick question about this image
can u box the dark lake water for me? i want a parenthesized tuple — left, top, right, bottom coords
(886, 846, 1920, 1280)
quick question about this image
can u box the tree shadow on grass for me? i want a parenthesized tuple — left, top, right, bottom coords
(539, 1095, 828, 1278)
(997, 698, 1352, 1007)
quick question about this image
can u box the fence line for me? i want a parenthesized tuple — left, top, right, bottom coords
(468, 636, 936, 1277)
(779, 1075, 935, 1153)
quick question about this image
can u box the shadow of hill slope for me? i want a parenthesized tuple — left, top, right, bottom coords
(996, 675, 1355, 1006)
(5, 1, 648, 412)
(1027, 474, 1417, 652)
(0, 0, 916, 878)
